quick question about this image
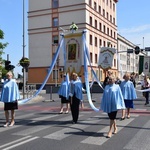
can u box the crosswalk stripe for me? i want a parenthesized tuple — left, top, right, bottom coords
(12, 115, 82, 136)
(43, 117, 101, 140)
(81, 118, 135, 145)
(0, 136, 31, 149)
(0, 114, 59, 133)
(2, 137, 39, 150)
(123, 120, 150, 150)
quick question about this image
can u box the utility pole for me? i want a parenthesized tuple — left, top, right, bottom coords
(22, 0, 26, 99)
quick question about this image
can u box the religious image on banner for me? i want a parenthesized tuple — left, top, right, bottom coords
(64, 32, 83, 74)
(143, 56, 150, 75)
(68, 44, 76, 60)
(98, 47, 116, 70)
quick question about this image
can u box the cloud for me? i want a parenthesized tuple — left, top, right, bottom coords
(119, 24, 150, 34)
(118, 24, 150, 47)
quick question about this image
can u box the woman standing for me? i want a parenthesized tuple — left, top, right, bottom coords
(120, 73, 137, 120)
(0, 71, 20, 127)
(101, 75, 125, 138)
(58, 74, 70, 114)
(69, 73, 83, 124)
(141, 75, 150, 105)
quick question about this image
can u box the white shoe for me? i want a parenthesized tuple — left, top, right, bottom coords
(3, 123, 9, 127)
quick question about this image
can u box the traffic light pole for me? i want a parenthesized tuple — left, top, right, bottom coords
(22, 0, 26, 99)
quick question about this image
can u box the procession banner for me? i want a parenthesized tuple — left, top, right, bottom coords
(64, 32, 83, 75)
(143, 56, 150, 75)
(98, 47, 116, 70)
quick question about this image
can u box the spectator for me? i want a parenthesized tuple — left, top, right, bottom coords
(141, 75, 150, 105)
(103, 70, 113, 87)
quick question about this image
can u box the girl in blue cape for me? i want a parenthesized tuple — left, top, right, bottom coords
(101, 75, 125, 138)
(0, 71, 20, 127)
(58, 74, 70, 114)
(120, 73, 137, 120)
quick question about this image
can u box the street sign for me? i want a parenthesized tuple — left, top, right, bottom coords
(145, 47, 150, 51)
(127, 49, 133, 53)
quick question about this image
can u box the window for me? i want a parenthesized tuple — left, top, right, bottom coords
(95, 20, 97, 28)
(103, 41, 106, 47)
(99, 5, 101, 14)
(107, 27, 109, 35)
(114, 32, 116, 39)
(110, 15, 112, 22)
(113, 3, 115, 11)
(94, 2, 97, 10)
(99, 39, 102, 46)
(95, 37, 97, 47)
(99, 22, 102, 31)
(53, 35, 58, 44)
(110, 0, 112, 8)
(90, 52, 93, 63)
(103, 9, 105, 17)
(89, 0, 92, 6)
(106, 0, 108, 5)
(107, 12, 109, 20)
(114, 59, 116, 67)
(52, 0, 58, 8)
(113, 17, 115, 24)
(95, 54, 98, 63)
(53, 18, 58, 27)
(90, 35, 93, 45)
(103, 25, 106, 33)
(111, 30, 112, 37)
(90, 16, 92, 26)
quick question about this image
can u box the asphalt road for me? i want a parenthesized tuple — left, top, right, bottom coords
(0, 88, 149, 150)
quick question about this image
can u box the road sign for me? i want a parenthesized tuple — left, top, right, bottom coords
(127, 49, 133, 53)
(145, 47, 150, 51)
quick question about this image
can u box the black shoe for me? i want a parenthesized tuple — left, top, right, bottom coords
(120, 117, 125, 121)
(145, 103, 149, 105)
(72, 121, 77, 124)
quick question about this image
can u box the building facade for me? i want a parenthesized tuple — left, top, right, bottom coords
(117, 34, 138, 79)
(28, 0, 118, 85)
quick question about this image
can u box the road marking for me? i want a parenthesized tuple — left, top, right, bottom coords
(0, 136, 31, 149)
(2, 137, 39, 150)
(43, 117, 101, 140)
(12, 115, 80, 136)
(81, 118, 135, 145)
(0, 114, 58, 133)
(124, 120, 150, 150)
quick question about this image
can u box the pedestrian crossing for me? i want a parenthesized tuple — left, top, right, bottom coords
(0, 109, 149, 150)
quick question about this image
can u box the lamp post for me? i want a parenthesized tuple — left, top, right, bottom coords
(22, 0, 26, 98)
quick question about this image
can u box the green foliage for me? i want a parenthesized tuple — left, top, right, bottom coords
(0, 29, 9, 79)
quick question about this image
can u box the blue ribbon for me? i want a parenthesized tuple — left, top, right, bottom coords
(82, 31, 100, 112)
(18, 35, 64, 104)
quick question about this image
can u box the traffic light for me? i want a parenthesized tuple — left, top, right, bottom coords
(5, 60, 11, 70)
(135, 46, 140, 55)
(4, 60, 15, 71)
(9, 65, 15, 70)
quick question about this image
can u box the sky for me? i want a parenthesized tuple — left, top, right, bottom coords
(0, 0, 150, 77)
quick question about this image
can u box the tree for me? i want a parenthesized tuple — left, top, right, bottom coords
(0, 29, 9, 78)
